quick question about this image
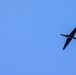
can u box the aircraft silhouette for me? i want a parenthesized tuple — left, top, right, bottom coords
(60, 27, 76, 50)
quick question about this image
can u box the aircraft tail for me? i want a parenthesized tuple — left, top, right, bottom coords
(60, 34, 68, 37)
(60, 34, 65, 36)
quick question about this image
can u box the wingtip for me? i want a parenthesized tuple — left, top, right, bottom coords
(63, 48, 65, 50)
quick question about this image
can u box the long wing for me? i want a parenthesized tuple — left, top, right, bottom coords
(63, 27, 76, 50)
(69, 27, 76, 37)
(63, 38, 72, 50)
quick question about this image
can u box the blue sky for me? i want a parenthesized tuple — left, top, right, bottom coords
(0, 0, 76, 75)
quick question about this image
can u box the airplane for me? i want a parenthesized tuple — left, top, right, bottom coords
(60, 27, 76, 50)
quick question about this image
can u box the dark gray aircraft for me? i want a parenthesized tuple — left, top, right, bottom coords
(60, 27, 76, 50)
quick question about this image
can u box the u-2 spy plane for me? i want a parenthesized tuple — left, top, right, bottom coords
(60, 27, 76, 50)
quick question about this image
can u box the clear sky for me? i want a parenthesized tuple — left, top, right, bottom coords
(0, 0, 76, 75)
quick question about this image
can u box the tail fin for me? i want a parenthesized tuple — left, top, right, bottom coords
(60, 34, 65, 36)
